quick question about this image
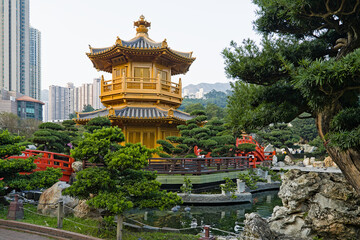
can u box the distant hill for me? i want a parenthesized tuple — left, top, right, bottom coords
(182, 82, 231, 94)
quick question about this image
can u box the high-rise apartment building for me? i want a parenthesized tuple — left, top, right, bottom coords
(48, 79, 104, 122)
(79, 83, 93, 110)
(0, 0, 30, 96)
(48, 85, 70, 121)
(92, 78, 102, 110)
(29, 27, 41, 100)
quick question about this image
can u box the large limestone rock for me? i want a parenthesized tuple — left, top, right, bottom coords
(312, 161, 324, 168)
(69, 161, 83, 184)
(303, 157, 311, 166)
(269, 170, 360, 240)
(240, 213, 297, 240)
(74, 200, 101, 219)
(284, 156, 294, 165)
(324, 156, 337, 168)
(71, 161, 83, 172)
(37, 181, 78, 217)
(241, 213, 276, 240)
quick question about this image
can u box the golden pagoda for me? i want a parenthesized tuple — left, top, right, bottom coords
(75, 15, 196, 148)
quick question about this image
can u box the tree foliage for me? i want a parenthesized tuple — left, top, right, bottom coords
(257, 123, 300, 159)
(290, 117, 318, 143)
(205, 103, 226, 120)
(0, 130, 24, 158)
(0, 112, 21, 134)
(179, 90, 229, 120)
(82, 104, 95, 113)
(0, 112, 41, 139)
(0, 130, 61, 203)
(84, 116, 112, 133)
(157, 111, 207, 158)
(32, 122, 70, 153)
(157, 112, 254, 158)
(223, 0, 360, 192)
(184, 103, 205, 114)
(61, 120, 80, 153)
(64, 127, 181, 218)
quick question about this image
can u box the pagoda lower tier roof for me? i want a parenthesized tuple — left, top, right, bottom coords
(76, 107, 193, 122)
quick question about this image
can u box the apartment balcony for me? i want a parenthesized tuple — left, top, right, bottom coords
(100, 76, 182, 107)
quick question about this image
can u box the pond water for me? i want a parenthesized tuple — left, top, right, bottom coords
(125, 190, 282, 235)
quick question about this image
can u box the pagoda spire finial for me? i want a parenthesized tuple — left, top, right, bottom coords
(134, 15, 151, 36)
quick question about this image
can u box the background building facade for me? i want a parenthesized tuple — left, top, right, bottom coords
(0, 0, 30, 96)
(17, 95, 44, 120)
(48, 85, 71, 121)
(92, 78, 102, 109)
(48, 79, 104, 121)
(0, 89, 43, 121)
(29, 27, 41, 100)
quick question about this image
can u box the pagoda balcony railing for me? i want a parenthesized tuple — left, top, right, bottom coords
(101, 76, 182, 98)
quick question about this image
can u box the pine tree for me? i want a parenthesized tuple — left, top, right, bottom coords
(223, 0, 360, 193)
(63, 127, 181, 239)
(0, 130, 61, 204)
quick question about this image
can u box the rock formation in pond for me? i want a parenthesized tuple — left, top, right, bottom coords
(242, 170, 360, 240)
(241, 213, 297, 240)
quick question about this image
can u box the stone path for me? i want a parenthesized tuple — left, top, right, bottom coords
(272, 166, 341, 173)
(0, 227, 52, 240)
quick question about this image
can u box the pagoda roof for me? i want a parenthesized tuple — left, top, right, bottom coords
(87, 16, 195, 75)
(76, 107, 193, 122)
(76, 108, 108, 119)
(89, 37, 193, 59)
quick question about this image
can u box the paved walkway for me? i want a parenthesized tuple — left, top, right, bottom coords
(0, 227, 52, 240)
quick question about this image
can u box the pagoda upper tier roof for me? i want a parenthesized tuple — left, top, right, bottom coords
(87, 16, 195, 75)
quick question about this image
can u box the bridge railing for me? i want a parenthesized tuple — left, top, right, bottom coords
(264, 151, 276, 161)
(145, 157, 250, 175)
(7, 150, 74, 182)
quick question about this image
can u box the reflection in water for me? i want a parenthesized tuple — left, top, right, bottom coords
(126, 190, 282, 235)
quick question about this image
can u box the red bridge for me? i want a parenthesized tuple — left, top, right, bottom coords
(235, 135, 275, 167)
(7, 150, 74, 182)
(194, 135, 275, 168)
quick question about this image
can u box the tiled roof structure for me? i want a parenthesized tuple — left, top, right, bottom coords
(122, 37, 162, 49)
(87, 16, 195, 75)
(77, 108, 108, 119)
(78, 107, 193, 121)
(89, 37, 193, 59)
(16, 95, 44, 105)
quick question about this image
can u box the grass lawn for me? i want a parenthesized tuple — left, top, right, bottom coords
(0, 204, 199, 240)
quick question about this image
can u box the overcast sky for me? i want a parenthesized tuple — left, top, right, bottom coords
(30, 0, 260, 90)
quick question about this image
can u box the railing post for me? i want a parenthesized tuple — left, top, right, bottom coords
(101, 75, 104, 95)
(157, 73, 160, 92)
(7, 194, 24, 220)
(197, 159, 202, 174)
(199, 225, 215, 240)
(117, 215, 123, 240)
(122, 75, 126, 91)
(178, 78, 182, 95)
(57, 200, 64, 228)
(204, 225, 210, 237)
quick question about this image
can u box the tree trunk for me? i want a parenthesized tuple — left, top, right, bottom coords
(326, 147, 360, 194)
(284, 147, 295, 160)
(316, 104, 360, 195)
